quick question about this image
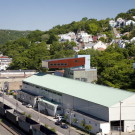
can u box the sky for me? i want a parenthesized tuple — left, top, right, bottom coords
(0, 0, 135, 31)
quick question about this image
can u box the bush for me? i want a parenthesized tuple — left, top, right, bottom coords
(27, 114, 32, 118)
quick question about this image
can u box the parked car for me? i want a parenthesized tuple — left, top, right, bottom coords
(26, 104, 32, 108)
(61, 124, 68, 129)
(57, 116, 64, 121)
(55, 120, 62, 125)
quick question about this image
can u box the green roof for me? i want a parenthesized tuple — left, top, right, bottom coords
(23, 73, 135, 107)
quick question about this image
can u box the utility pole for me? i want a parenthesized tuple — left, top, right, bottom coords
(68, 108, 73, 135)
(119, 101, 123, 135)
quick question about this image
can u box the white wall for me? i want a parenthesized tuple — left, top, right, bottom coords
(77, 55, 90, 69)
(100, 123, 110, 135)
(65, 110, 109, 135)
(124, 121, 135, 132)
(109, 95, 135, 121)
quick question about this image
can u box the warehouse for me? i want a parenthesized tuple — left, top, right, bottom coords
(17, 73, 135, 134)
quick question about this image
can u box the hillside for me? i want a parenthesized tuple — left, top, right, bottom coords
(0, 29, 30, 44)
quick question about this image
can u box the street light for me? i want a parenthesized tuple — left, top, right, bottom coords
(119, 101, 123, 135)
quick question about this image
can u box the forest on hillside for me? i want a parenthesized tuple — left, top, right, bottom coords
(0, 9, 135, 91)
(0, 30, 30, 44)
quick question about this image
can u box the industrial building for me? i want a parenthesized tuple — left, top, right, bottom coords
(17, 73, 135, 134)
(42, 55, 97, 83)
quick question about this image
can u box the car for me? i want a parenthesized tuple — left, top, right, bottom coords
(55, 120, 62, 125)
(26, 104, 32, 108)
(57, 116, 64, 121)
(61, 124, 68, 129)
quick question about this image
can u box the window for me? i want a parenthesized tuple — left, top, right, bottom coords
(74, 60, 78, 62)
(50, 63, 53, 66)
(75, 78, 80, 80)
(81, 78, 87, 82)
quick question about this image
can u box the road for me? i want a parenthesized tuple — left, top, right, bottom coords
(0, 94, 85, 135)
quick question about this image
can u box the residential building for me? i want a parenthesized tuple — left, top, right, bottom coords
(130, 37, 135, 43)
(76, 31, 93, 43)
(93, 41, 107, 50)
(17, 73, 135, 134)
(0, 55, 12, 71)
(125, 20, 135, 26)
(109, 20, 116, 27)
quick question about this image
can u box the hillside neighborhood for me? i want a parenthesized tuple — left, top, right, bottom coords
(0, 7, 135, 135)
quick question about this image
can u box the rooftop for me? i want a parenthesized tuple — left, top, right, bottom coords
(23, 73, 135, 107)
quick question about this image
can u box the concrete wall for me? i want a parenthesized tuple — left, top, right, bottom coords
(4, 81, 22, 90)
(32, 125, 57, 135)
(0, 103, 12, 116)
(73, 69, 97, 83)
(6, 109, 18, 124)
(17, 90, 37, 107)
(18, 116, 39, 133)
(0, 78, 24, 90)
(62, 95, 109, 121)
(38, 101, 57, 116)
(23, 83, 62, 104)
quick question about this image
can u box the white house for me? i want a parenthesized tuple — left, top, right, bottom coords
(59, 34, 71, 42)
(116, 18, 125, 27)
(93, 41, 107, 50)
(77, 31, 93, 43)
(17, 73, 135, 135)
(0, 55, 12, 71)
(59, 32, 76, 42)
(118, 40, 126, 48)
(130, 37, 135, 43)
(126, 20, 135, 26)
(109, 20, 116, 27)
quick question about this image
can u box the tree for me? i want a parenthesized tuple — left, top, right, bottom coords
(84, 124, 92, 132)
(87, 23, 99, 35)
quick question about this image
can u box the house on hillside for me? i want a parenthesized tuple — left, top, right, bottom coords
(76, 31, 93, 43)
(109, 20, 116, 27)
(0, 55, 12, 71)
(130, 37, 135, 43)
(116, 18, 125, 27)
(126, 20, 135, 26)
(59, 32, 76, 42)
(93, 41, 107, 50)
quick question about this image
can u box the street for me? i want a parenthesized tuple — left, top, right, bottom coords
(0, 94, 86, 135)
